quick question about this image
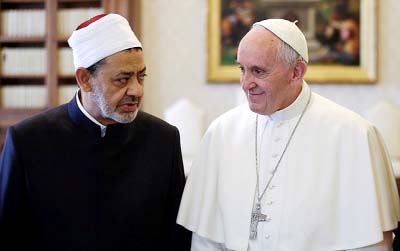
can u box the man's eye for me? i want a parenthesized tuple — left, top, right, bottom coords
(254, 69, 262, 74)
(118, 78, 129, 84)
(238, 66, 244, 74)
(252, 68, 266, 78)
(138, 74, 147, 81)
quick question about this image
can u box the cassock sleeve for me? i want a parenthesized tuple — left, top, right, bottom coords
(367, 126, 400, 231)
(346, 231, 393, 251)
(177, 122, 226, 242)
(164, 128, 191, 250)
(191, 233, 226, 251)
(0, 127, 35, 248)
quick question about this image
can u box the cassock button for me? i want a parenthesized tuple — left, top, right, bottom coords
(276, 122, 284, 128)
(264, 234, 270, 239)
(272, 153, 279, 158)
(267, 200, 274, 206)
(269, 185, 276, 190)
(274, 137, 281, 142)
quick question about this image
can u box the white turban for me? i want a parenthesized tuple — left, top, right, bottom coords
(253, 19, 308, 62)
(68, 13, 142, 70)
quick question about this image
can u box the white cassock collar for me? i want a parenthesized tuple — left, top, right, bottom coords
(75, 90, 107, 137)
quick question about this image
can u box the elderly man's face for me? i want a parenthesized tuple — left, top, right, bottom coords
(88, 48, 146, 124)
(237, 28, 299, 115)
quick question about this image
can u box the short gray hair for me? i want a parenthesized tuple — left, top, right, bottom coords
(276, 39, 304, 67)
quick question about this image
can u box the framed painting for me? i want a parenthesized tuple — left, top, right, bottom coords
(208, 0, 377, 83)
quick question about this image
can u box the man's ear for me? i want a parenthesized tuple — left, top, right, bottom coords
(75, 67, 92, 92)
(291, 60, 307, 83)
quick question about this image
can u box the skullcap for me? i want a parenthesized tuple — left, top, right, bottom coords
(68, 13, 142, 70)
(253, 19, 308, 62)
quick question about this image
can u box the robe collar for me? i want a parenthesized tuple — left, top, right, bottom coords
(75, 90, 108, 137)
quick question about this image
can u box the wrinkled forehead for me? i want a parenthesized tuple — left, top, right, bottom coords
(238, 27, 280, 55)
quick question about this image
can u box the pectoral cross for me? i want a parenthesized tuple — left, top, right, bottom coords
(250, 203, 267, 240)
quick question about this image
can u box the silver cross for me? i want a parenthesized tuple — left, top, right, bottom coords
(250, 203, 267, 240)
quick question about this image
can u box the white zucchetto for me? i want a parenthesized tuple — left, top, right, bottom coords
(68, 13, 142, 71)
(253, 19, 308, 62)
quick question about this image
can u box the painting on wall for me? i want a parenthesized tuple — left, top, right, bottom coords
(208, 0, 377, 83)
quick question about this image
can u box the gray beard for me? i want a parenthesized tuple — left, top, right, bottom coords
(90, 84, 138, 124)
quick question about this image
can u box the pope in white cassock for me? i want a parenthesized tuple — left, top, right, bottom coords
(177, 19, 400, 251)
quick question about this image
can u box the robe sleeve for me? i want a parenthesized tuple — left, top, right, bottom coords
(177, 121, 227, 243)
(191, 233, 226, 251)
(367, 125, 400, 231)
(346, 231, 393, 251)
(163, 128, 192, 250)
(0, 127, 35, 248)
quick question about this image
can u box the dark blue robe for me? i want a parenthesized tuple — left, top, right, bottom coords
(0, 97, 191, 250)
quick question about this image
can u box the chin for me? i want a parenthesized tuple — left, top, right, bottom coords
(248, 103, 271, 115)
(115, 109, 139, 123)
(248, 102, 261, 113)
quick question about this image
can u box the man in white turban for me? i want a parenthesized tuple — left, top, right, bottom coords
(0, 13, 191, 250)
(177, 19, 400, 251)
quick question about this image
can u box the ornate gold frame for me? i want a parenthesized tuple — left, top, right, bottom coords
(208, 0, 377, 83)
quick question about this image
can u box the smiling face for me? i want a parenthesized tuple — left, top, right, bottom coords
(237, 27, 304, 115)
(79, 48, 146, 125)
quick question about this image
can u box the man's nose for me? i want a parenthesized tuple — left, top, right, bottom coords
(241, 71, 256, 90)
(126, 77, 143, 97)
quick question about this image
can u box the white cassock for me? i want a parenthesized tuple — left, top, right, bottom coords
(177, 82, 400, 251)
